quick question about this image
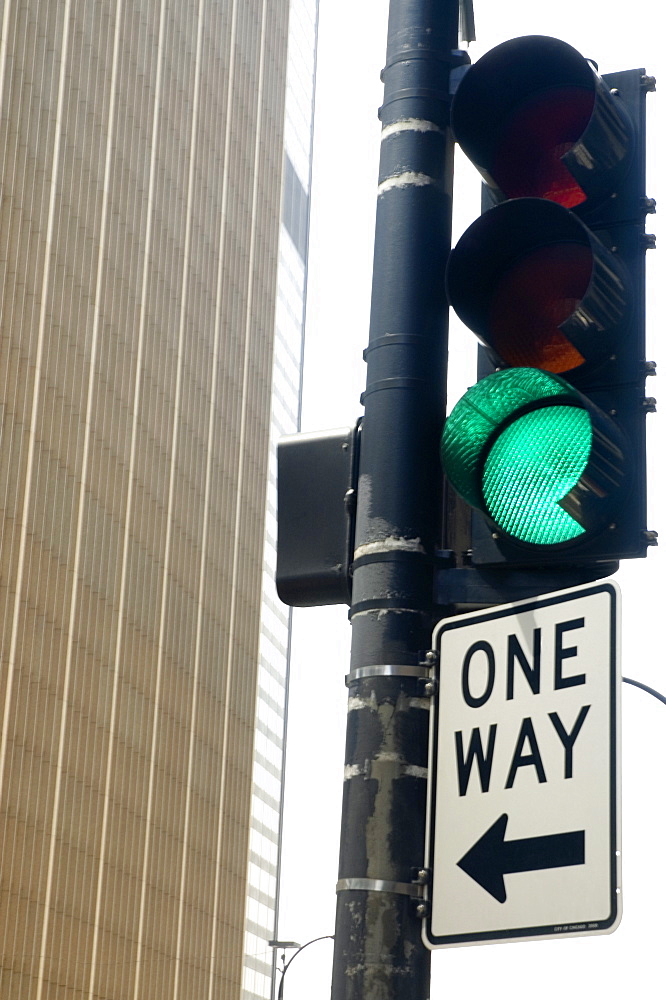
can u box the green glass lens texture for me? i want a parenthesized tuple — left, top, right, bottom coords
(483, 406, 592, 544)
(442, 368, 578, 510)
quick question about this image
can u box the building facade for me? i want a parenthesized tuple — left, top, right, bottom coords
(0, 2, 316, 998)
(242, 2, 318, 997)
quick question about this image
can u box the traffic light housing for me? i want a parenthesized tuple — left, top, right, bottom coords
(276, 425, 359, 607)
(441, 35, 655, 571)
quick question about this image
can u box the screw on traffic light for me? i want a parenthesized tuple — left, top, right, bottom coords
(441, 35, 656, 572)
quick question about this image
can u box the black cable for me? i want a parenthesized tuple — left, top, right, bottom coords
(622, 675, 666, 706)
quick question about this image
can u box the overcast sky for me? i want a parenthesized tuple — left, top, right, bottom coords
(276, 1, 665, 996)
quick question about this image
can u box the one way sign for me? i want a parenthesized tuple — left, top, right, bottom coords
(423, 582, 621, 948)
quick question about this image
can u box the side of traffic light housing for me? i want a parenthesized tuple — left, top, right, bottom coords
(442, 35, 656, 569)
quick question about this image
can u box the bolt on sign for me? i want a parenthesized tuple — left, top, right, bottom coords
(423, 582, 621, 947)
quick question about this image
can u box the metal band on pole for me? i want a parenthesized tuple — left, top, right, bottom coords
(345, 664, 432, 685)
(336, 878, 425, 898)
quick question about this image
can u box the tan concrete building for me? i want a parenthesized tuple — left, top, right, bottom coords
(0, 1, 317, 997)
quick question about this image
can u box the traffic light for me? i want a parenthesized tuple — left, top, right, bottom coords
(441, 35, 656, 570)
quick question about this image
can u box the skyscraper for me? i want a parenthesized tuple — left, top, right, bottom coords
(0, 2, 317, 998)
(242, 0, 318, 996)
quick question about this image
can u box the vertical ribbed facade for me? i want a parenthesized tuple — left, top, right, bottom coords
(241, 0, 317, 995)
(0, 2, 315, 998)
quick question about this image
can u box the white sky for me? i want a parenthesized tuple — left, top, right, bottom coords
(277, 1, 666, 996)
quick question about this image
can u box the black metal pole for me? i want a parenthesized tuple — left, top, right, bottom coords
(331, 2, 460, 998)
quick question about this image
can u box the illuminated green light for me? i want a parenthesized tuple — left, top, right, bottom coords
(441, 368, 598, 547)
(483, 406, 592, 544)
(442, 368, 579, 512)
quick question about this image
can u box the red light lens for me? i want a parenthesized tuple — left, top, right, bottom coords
(492, 87, 595, 207)
(488, 243, 593, 373)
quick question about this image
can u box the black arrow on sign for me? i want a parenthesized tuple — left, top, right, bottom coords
(458, 813, 585, 903)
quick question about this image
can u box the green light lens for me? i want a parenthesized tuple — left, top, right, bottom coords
(442, 368, 578, 511)
(483, 405, 592, 544)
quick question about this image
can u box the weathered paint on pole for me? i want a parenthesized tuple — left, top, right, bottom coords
(330, 1, 461, 997)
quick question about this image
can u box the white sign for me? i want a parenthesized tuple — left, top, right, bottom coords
(424, 582, 621, 948)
